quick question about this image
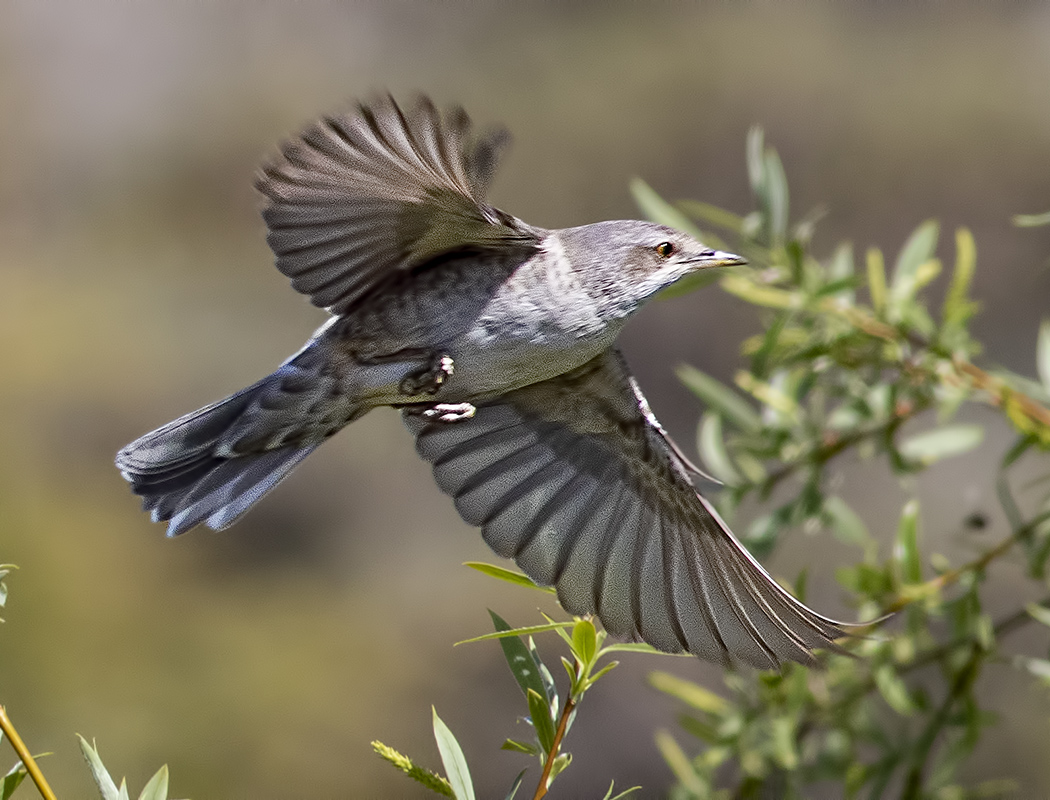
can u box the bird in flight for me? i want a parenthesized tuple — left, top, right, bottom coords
(117, 95, 851, 668)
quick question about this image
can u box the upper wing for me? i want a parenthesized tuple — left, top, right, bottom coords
(256, 94, 541, 314)
(403, 350, 852, 668)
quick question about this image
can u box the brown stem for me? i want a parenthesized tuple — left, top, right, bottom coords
(0, 705, 57, 800)
(531, 695, 577, 800)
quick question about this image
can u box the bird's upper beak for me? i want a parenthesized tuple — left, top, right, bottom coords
(684, 249, 747, 269)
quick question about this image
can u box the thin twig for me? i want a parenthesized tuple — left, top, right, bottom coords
(0, 704, 57, 800)
(900, 644, 983, 799)
(531, 695, 577, 800)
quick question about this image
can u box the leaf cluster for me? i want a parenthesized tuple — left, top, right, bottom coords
(632, 128, 1050, 798)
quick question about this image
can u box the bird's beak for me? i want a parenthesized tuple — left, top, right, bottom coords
(686, 249, 747, 269)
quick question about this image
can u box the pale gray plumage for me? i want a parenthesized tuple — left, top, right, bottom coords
(117, 94, 852, 668)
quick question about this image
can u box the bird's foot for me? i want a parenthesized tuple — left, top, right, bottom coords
(399, 353, 454, 396)
(411, 402, 477, 423)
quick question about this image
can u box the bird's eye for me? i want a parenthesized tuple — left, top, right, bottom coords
(655, 241, 676, 258)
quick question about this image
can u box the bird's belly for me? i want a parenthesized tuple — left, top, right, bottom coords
(442, 319, 620, 400)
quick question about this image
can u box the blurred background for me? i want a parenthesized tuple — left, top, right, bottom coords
(2, 3, 1050, 797)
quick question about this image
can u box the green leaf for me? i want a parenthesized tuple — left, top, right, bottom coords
(677, 365, 761, 433)
(629, 178, 704, 240)
(1013, 210, 1050, 227)
(432, 708, 475, 800)
(503, 769, 527, 800)
(866, 247, 887, 315)
(464, 562, 555, 594)
(943, 228, 978, 329)
(649, 671, 728, 714)
(899, 424, 984, 465)
(1026, 603, 1050, 629)
(895, 499, 923, 585)
(501, 739, 538, 756)
(571, 618, 597, 665)
(890, 220, 939, 303)
(457, 621, 572, 646)
(136, 765, 168, 800)
(874, 664, 917, 715)
(527, 636, 558, 714)
(655, 730, 706, 796)
(78, 735, 122, 800)
(2, 761, 28, 800)
(1016, 656, 1050, 684)
(1038, 320, 1050, 393)
(597, 642, 675, 655)
(372, 740, 454, 797)
(601, 780, 643, 800)
(823, 495, 869, 548)
(698, 413, 742, 486)
(826, 242, 856, 301)
(677, 199, 744, 234)
(548, 752, 572, 782)
(526, 689, 557, 754)
(763, 148, 790, 245)
(486, 612, 552, 706)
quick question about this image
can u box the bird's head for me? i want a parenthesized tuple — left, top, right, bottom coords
(557, 220, 746, 318)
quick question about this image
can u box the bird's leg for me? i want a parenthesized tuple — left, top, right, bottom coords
(397, 352, 455, 396)
(403, 402, 477, 423)
(354, 347, 455, 397)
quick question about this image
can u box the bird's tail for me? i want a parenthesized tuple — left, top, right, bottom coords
(116, 345, 364, 536)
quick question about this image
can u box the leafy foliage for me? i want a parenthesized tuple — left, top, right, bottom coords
(633, 129, 1050, 798)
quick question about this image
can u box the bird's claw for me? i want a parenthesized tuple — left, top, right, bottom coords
(415, 402, 477, 423)
(399, 353, 455, 396)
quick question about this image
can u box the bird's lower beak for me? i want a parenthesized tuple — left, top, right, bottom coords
(689, 249, 747, 269)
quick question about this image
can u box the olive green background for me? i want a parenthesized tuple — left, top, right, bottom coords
(2, 4, 1050, 797)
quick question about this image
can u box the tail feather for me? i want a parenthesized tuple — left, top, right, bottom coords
(118, 352, 359, 535)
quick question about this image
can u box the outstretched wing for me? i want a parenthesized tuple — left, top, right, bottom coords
(403, 350, 853, 668)
(257, 94, 541, 314)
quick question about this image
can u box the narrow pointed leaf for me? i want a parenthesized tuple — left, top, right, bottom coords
(900, 424, 984, 465)
(1038, 320, 1050, 392)
(571, 619, 597, 665)
(895, 500, 923, 585)
(823, 496, 869, 547)
(629, 178, 704, 240)
(677, 199, 744, 233)
(763, 148, 790, 244)
(866, 247, 887, 315)
(1026, 603, 1050, 629)
(874, 664, 917, 715)
(698, 413, 742, 486)
(78, 736, 122, 800)
(891, 220, 939, 299)
(527, 636, 558, 715)
(432, 708, 475, 800)
(649, 671, 728, 714)
(457, 621, 572, 646)
(2, 762, 28, 800)
(486, 612, 551, 704)
(527, 689, 557, 754)
(1013, 210, 1050, 227)
(136, 765, 168, 800)
(655, 730, 707, 796)
(677, 365, 761, 433)
(464, 562, 555, 594)
(943, 228, 977, 328)
(501, 739, 539, 756)
(503, 769, 527, 800)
